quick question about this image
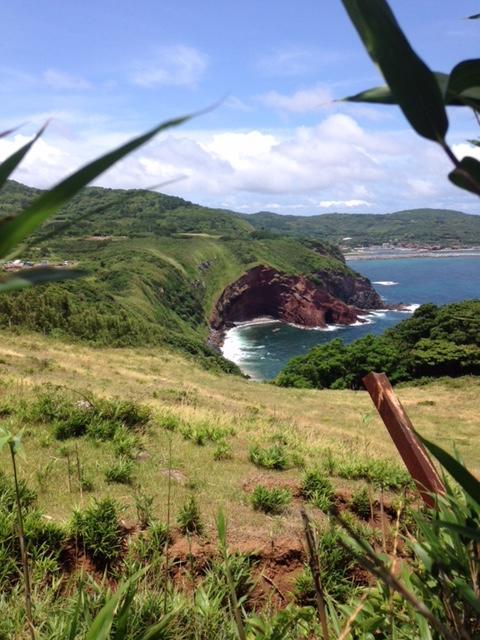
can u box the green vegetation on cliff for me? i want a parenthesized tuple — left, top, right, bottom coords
(276, 300, 480, 389)
(0, 181, 351, 371)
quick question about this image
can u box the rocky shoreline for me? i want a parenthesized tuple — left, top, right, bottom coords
(208, 264, 388, 351)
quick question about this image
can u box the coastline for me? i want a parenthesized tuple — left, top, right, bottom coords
(344, 248, 480, 261)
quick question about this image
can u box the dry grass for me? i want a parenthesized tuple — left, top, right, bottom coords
(0, 330, 478, 541)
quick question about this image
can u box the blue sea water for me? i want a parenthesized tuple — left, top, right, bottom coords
(222, 257, 480, 380)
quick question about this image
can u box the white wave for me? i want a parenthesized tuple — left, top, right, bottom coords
(233, 316, 280, 328)
(286, 322, 342, 332)
(221, 327, 247, 363)
(368, 311, 387, 318)
(396, 303, 421, 314)
(373, 281, 399, 286)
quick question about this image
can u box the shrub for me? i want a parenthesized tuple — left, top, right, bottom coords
(177, 496, 203, 535)
(301, 469, 334, 511)
(86, 418, 119, 441)
(250, 485, 291, 515)
(112, 429, 141, 458)
(350, 487, 371, 520)
(105, 458, 134, 485)
(0, 471, 36, 512)
(133, 489, 154, 529)
(157, 413, 181, 432)
(71, 498, 123, 566)
(98, 398, 151, 429)
(213, 441, 233, 461)
(249, 444, 290, 470)
(134, 521, 170, 561)
(181, 423, 233, 446)
(294, 526, 357, 603)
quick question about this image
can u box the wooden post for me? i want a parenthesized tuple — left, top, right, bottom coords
(362, 372, 445, 507)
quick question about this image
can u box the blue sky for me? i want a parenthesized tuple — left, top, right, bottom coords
(1, 0, 479, 214)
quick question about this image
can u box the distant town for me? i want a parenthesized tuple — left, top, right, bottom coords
(2, 259, 75, 272)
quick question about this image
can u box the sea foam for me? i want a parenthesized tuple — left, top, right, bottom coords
(373, 281, 399, 286)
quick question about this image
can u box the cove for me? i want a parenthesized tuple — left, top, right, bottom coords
(222, 256, 480, 380)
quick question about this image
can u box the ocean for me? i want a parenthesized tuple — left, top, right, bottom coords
(222, 256, 480, 380)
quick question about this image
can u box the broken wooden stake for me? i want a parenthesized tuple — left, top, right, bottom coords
(362, 372, 445, 507)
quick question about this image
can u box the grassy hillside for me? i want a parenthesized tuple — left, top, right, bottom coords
(244, 208, 480, 246)
(0, 181, 349, 370)
(1, 330, 478, 529)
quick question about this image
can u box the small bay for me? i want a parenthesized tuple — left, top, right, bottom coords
(222, 256, 480, 380)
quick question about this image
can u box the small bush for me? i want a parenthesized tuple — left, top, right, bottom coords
(105, 458, 134, 485)
(98, 399, 151, 429)
(133, 521, 170, 562)
(158, 413, 181, 432)
(134, 490, 154, 529)
(294, 526, 357, 603)
(327, 456, 411, 490)
(80, 474, 94, 492)
(177, 496, 203, 535)
(112, 430, 141, 458)
(213, 441, 233, 461)
(0, 471, 36, 512)
(301, 470, 334, 511)
(250, 485, 291, 514)
(86, 418, 118, 441)
(350, 487, 371, 519)
(181, 423, 233, 446)
(249, 444, 290, 470)
(71, 498, 123, 566)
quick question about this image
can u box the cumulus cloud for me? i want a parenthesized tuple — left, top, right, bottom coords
(318, 199, 371, 208)
(131, 45, 208, 88)
(43, 69, 92, 90)
(1, 111, 476, 215)
(259, 85, 332, 113)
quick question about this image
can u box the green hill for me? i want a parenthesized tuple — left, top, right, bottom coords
(0, 181, 352, 371)
(244, 208, 480, 246)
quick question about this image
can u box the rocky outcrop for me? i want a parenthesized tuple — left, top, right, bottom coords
(314, 268, 385, 310)
(210, 265, 367, 335)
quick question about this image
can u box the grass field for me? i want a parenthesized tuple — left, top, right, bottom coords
(0, 330, 477, 544)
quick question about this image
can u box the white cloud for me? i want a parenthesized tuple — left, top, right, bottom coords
(43, 69, 91, 90)
(260, 85, 332, 114)
(257, 47, 341, 77)
(131, 45, 208, 88)
(1, 111, 476, 215)
(318, 199, 371, 208)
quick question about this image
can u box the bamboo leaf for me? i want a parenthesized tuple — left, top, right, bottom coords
(85, 583, 129, 640)
(342, 0, 448, 142)
(436, 521, 480, 541)
(0, 123, 47, 191)
(448, 156, 480, 195)
(0, 111, 196, 259)
(419, 435, 480, 505)
(0, 267, 85, 293)
(447, 59, 480, 101)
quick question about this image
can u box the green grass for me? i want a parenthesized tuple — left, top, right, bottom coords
(0, 330, 478, 544)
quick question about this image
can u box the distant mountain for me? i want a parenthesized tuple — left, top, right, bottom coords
(242, 208, 480, 247)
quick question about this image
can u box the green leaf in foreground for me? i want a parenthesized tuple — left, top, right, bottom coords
(0, 267, 85, 293)
(0, 123, 47, 191)
(448, 156, 480, 195)
(342, 0, 448, 142)
(419, 435, 480, 506)
(0, 111, 195, 259)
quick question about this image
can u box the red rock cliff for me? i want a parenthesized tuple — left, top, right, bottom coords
(210, 265, 363, 333)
